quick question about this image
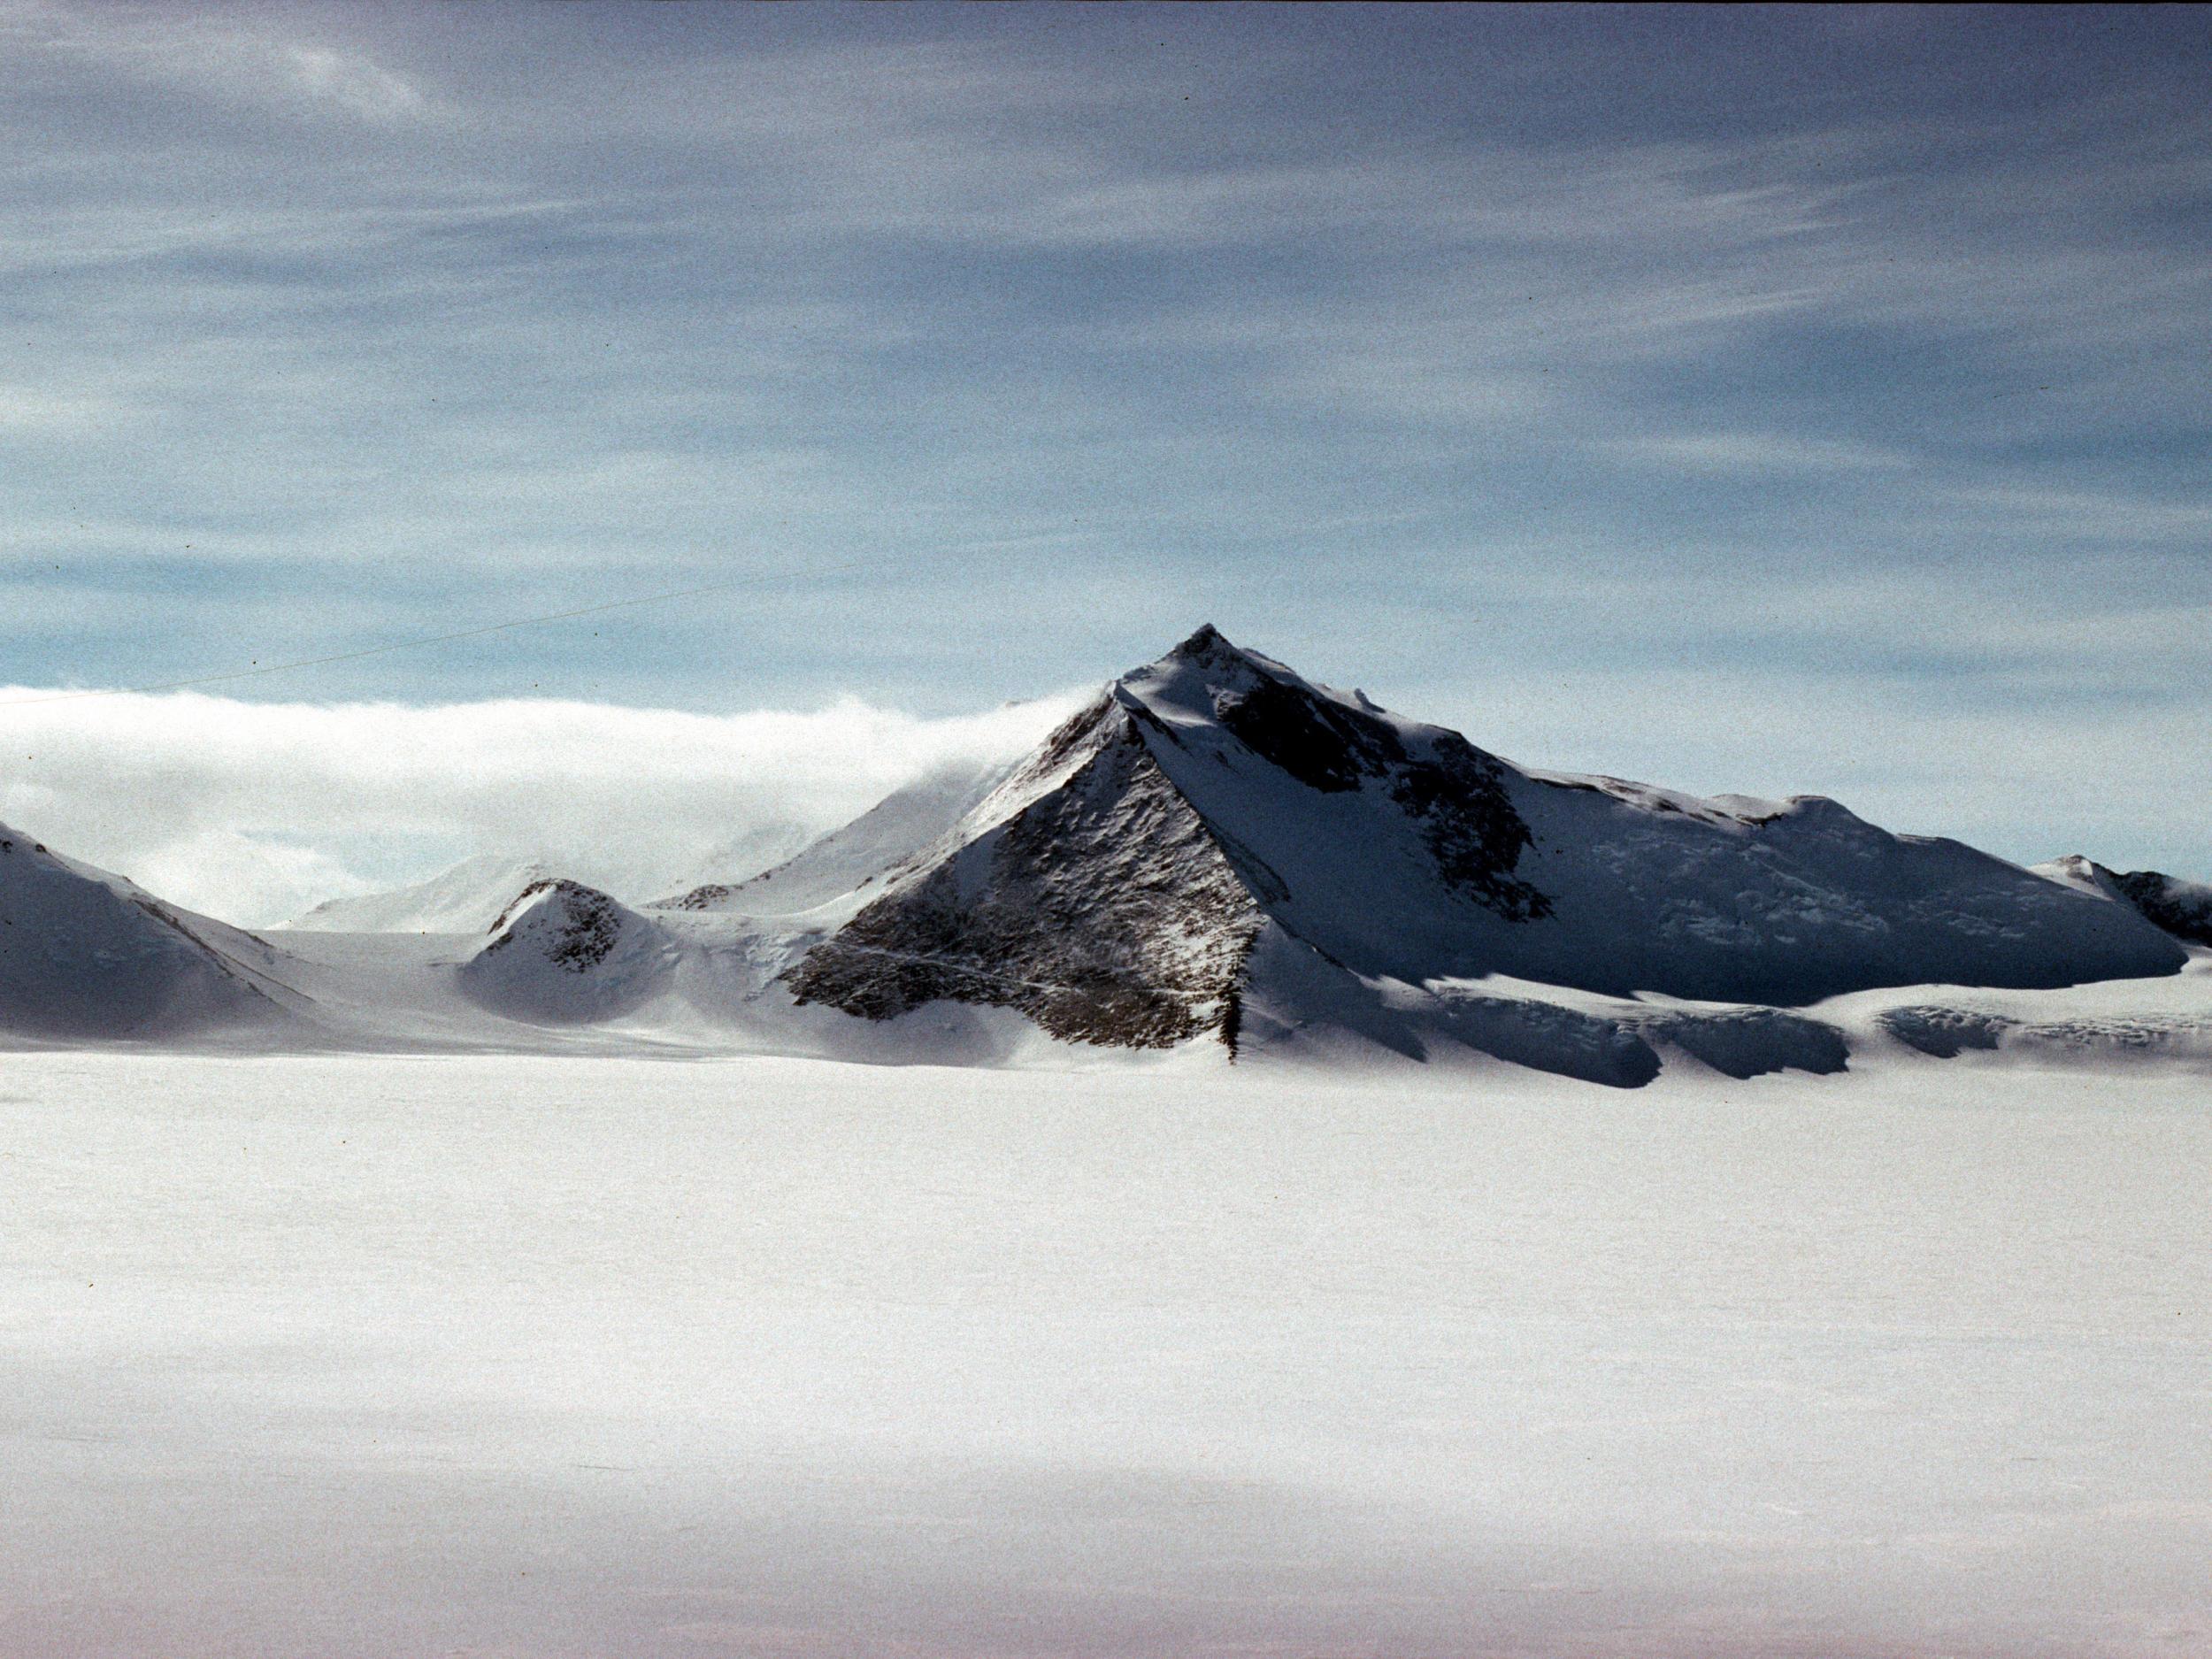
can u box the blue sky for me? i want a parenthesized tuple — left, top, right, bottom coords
(2, 2, 2208, 911)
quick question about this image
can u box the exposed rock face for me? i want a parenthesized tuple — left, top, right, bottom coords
(1389, 732, 1550, 922)
(1881, 1005, 2015, 1058)
(787, 704, 1263, 1048)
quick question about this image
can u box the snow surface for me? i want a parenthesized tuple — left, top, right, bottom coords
(3, 1050, 2207, 1658)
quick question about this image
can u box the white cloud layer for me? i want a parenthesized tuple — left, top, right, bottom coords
(0, 687, 1086, 926)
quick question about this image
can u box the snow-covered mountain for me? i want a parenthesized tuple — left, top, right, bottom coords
(786, 627, 2186, 1049)
(286, 854, 555, 933)
(3, 629, 2203, 1079)
(0, 823, 298, 1040)
(652, 821, 819, 910)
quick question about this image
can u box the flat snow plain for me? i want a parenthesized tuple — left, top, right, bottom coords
(4, 1049, 2207, 1658)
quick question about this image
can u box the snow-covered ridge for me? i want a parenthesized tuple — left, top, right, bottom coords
(652, 759, 1008, 921)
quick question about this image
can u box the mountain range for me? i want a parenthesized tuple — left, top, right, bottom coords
(4, 628, 2205, 1082)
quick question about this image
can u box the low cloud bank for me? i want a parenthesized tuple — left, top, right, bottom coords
(0, 687, 1087, 926)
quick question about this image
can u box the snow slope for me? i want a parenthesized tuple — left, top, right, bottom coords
(654, 758, 1009, 918)
(651, 819, 817, 909)
(0, 823, 298, 1040)
(284, 854, 554, 933)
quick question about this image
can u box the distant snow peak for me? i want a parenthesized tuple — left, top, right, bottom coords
(2034, 855, 2212, 948)
(650, 757, 1012, 918)
(285, 853, 555, 933)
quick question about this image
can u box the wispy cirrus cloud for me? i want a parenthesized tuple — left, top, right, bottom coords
(3, 0, 429, 122)
(1611, 434, 1912, 473)
(0, 3, 2206, 874)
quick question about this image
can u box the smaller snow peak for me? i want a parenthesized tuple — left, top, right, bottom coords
(2031, 855, 2122, 901)
(460, 877, 671, 1023)
(2109, 867, 2212, 949)
(480, 879, 638, 974)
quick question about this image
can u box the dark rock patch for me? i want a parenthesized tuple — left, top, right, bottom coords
(1392, 733, 1550, 923)
(1647, 1009, 1849, 1078)
(1212, 676, 1403, 793)
(1879, 1005, 2014, 1058)
(787, 718, 1262, 1048)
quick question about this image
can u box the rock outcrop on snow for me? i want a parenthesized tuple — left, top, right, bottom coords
(458, 878, 672, 1023)
(786, 627, 2187, 1054)
(786, 695, 1263, 1048)
(0, 824, 296, 1039)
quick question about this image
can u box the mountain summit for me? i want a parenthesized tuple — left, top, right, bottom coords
(784, 629, 2184, 1049)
